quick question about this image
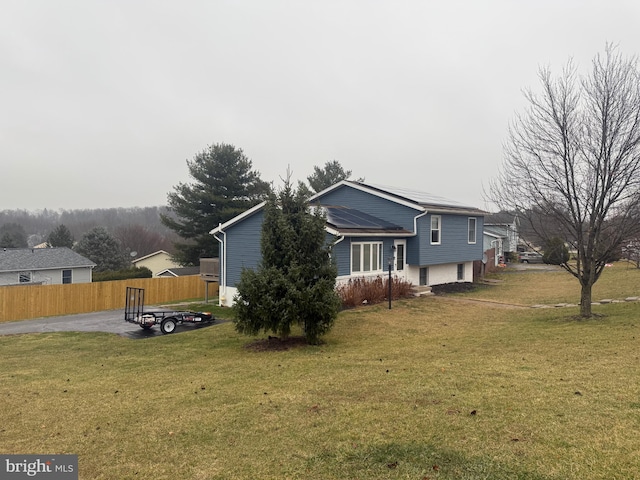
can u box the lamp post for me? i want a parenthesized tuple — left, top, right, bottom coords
(388, 248, 394, 310)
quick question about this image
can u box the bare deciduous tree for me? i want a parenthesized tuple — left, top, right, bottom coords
(114, 224, 174, 259)
(490, 45, 640, 317)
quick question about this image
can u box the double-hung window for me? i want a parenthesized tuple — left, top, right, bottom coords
(351, 242, 383, 274)
(62, 269, 72, 284)
(431, 215, 441, 245)
(468, 217, 477, 244)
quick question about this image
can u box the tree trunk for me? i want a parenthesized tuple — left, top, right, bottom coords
(579, 283, 593, 317)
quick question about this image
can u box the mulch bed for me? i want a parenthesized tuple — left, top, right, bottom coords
(430, 282, 476, 295)
(244, 335, 313, 352)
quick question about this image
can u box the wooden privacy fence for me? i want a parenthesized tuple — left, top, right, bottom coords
(0, 276, 218, 323)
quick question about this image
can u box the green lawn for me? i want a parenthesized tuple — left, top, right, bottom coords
(1, 264, 639, 479)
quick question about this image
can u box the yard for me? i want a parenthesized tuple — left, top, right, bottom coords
(0, 263, 639, 479)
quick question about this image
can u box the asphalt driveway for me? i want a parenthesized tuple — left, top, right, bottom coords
(0, 309, 220, 339)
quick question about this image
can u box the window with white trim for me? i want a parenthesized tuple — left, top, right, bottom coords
(431, 215, 441, 244)
(19, 272, 31, 283)
(395, 244, 404, 271)
(351, 242, 383, 273)
(468, 217, 477, 244)
(62, 269, 72, 284)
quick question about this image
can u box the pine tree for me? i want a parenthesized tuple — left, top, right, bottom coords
(233, 178, 341, 344)
(161, 143, 270, 266)
(47, 224, 75, 248)
(75, 227, 129, 272)
(307, 160, 362, 193)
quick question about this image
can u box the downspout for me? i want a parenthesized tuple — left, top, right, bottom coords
(331, 234, 345, 272)
(411, 209, 429, 271)
(412, 209, 429, 236)
(212, 223, 226, 306)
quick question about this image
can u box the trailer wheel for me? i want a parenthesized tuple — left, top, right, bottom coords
(160, 318, 177, 334)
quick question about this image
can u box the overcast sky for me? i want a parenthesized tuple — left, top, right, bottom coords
(2, 1, 639, 212)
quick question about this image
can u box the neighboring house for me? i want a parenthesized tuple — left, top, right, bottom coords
(211, 181, 487, 307)
(0, 247, 96, 286)
(483, 212, 520, 264)
(131, 250, 180, 277)
(483, 230, 504, 266)
(157, 266, 200, 277)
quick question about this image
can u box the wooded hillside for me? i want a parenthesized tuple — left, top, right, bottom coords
(0, 207, 180, 258)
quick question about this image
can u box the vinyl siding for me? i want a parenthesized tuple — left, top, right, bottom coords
(224, 210, 264, 286)
(0, 267, 92, 285)
(410, 214, 484, 266)
(225, 220, 350, 283)
(315, 186, 419, 230)
(219, 184, 485, 291)
(133, 253, 180, 277)
(331, 238, 351, 277)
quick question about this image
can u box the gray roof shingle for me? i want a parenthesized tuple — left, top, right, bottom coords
(0, 248, 96, 272)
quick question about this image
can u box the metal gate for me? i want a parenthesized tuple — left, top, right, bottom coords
(124, 287, 145, 321)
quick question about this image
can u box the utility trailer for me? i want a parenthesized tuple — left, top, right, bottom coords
(124, 287, 215, 334)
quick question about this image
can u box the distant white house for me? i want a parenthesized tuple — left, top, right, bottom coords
(0, 247, 96, 286)
(483, 212, 520, 265)
(131, 250, 181, 277)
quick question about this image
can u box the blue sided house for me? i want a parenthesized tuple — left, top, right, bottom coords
(211, 181, 486, 307)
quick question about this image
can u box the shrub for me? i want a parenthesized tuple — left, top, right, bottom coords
(337, 276, 414, 308)
(93, 267, 153, 282)
(542, 237, 570, 265)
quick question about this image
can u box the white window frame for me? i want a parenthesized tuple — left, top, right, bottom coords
(431, 215, 441, 245)
(351, 242, 383, 274)
(394, 241, 405, 271)
(468, 217, 477, 244)
(62, 269, 72, 284)
(19, 272, 32, 283)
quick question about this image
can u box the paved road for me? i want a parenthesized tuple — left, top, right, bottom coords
(506, 263, 562, 272)
(0, 309, 220, 339)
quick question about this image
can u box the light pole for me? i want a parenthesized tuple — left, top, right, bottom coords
(388, 247, 395, 310)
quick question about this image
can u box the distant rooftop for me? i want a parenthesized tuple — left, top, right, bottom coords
(0, 247, 96, 272)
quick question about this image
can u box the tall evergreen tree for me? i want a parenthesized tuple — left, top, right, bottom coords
(75, 227, 129, 272)
(47, 224, 75, 248)
(161, 143, 271, 266)
(307, 160, 361, 193)
(233, 178, 341, 344)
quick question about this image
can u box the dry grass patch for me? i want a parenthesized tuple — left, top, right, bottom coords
(470, 261, 640, 305)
